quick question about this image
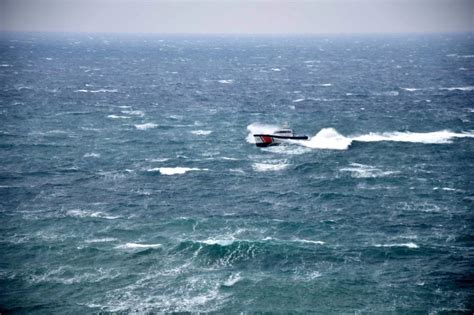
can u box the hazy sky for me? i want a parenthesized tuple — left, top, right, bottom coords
(1, 0, 473, 34)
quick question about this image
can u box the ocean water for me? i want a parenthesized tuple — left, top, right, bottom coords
(0, 33, 473, 313)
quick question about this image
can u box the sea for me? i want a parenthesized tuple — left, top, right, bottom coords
(0, 32, 473, 313)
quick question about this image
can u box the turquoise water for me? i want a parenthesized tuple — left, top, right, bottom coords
(1, 33, 473, 313)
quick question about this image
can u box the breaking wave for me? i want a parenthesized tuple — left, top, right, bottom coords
(115, 243, 162, 249)
(135, 123, 158, 130)
(148, 167, 208, 175)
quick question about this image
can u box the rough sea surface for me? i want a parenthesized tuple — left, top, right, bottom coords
(1, 33, 473, 313)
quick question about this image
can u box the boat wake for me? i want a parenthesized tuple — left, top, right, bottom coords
(247, 123, 474, 151)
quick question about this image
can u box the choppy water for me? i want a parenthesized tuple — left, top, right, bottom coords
(1, 33, 473, 313)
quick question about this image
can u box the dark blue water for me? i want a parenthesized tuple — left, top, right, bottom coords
(1, 33, 473, 313)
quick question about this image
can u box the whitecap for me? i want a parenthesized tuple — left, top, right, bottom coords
(148, 167, 208, 175)
(292, 98, 306, 103)
(220, 156, 238, 161)
(66, 209, 120, 220)
(135, 123, 158, 130)
(76, 89, 118, 93)
(85, 237, 117, 243)
(201, 239, 235, 246)
(318, 83, 332, 87)
(271, 68, 281, 72)
(191, 130, 212, 136)
(0, 64, 12, 67)
(261, 145, 311, 155)
(84, 152, 100, 158)
(340, 163, 399, 178)
(402, 87, 423, 92)
(107, 115, 130, 119)
(222, 273, 242, 287)
(116, 243, 162, 249)
(252, 161, 289, 172)
(293, 239, 325, 245)
(147, 158, 169, 162)
(374, 243, 419, 249)
(439, 86, 474, 91)
(121, 110, 144, 117)
(218, 79, 233, 84)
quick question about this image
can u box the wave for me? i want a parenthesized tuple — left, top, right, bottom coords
(75, 89, 118, 93)
(439, 86, 474, 91)
(84, 152, 100, 158)
(135, 123, 158, 130)
(107, 115, 130, 119)
(115, 243, 162, 249)
(340, 163, 399, 178)
(191, 130, 212, 136)
(148, 167, 208, 175)
(252, 161, 289, 172)
(262, 145, 311, 155)
(246, 123, 280, 144)
(66, 209, 120, 220)
(218, 79, 233, 84)
(85, 237, 117, 243)
(222, 273, 242, 287)
(374, 243, 419, 249)
(122, 110, 144, 117)
(293, 239, 325, 245)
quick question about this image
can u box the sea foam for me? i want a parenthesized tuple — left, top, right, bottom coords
(135, 123, 158, 130)
(148, 167, 208, 175)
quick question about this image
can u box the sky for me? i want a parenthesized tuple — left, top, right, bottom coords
(1, 0, 473, 34)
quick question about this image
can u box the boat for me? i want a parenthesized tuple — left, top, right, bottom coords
(253, 127, 309, 147)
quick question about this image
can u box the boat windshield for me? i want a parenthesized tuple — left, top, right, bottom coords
(274, 129, 293, 134)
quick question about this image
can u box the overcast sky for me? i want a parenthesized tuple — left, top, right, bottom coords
(1, 0, 473, 34)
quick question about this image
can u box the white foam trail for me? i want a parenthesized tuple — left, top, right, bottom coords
(318, 83, 332, 87)
(374, 243, 419, 249)
(440, 86, 474, 91)
(191, 130, 212, 136)
(135, 123, 158, 130)
(116, 243, 162, 249)
(292, 98, 306, 103)
(353, 130, 474, 144)
(248, 122, 474, 150)
(148, 167, 208, 175)
(298, 128, 352, 150)
(271, 68, 281, 72)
